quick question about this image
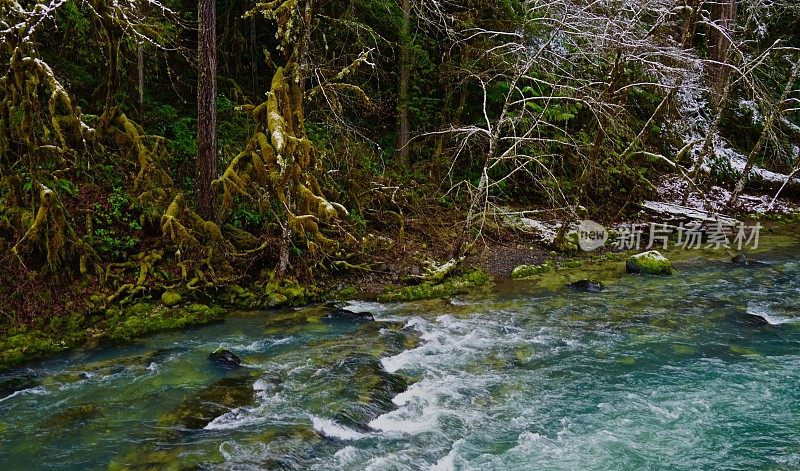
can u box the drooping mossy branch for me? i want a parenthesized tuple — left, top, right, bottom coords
(213, 67, 348, 275)
(11, 184, 96, 275)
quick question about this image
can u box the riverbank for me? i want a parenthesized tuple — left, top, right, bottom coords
(2, 196, 799, 371)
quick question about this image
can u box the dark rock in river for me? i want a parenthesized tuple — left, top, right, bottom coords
(330, 355, 409, 432)
(0, 374, 38, 399)
(325, 308, 375, 323)
(209, 348, 242, 370)
(731, 253, 767, 267)
(726, 310, 770, 327)
(731, 254, 750, 265)
(568, 280, 604, 293)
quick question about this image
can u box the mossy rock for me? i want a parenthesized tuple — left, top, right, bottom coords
(44, 403, 102, 427)
(264, 306, 328, 335)
(511, 262, 552, 279)
(249, 425, 323, 469)
(159, 375, 256, 430)
(109, 444, 223, 471)
(248, 279, 318, 309)
(62, 348, 179, 379)
(308, 321, 420, 362)
(378, 269, 491, 302)
(327, 356, 409, 432)
(104, 304, 226, 343)
(729, 345, 761, 356)
(625, 250, 673, 276)
(161, 291, 182, 307)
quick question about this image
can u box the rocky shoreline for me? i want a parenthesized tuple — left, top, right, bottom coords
(1, 211, 798, 372)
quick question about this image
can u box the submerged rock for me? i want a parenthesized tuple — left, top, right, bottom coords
(567, 280, 604, 293)
(329, 356, 409, 432)
(324, 308, 375, 323)
(44, 403, 102, 427)
(0, 374, 38, 399)
(626, 250, 673, 276)
(209, 348, 242, 370)
(731, 253, 749, 265)
(160, 375, 256, 429)
(731, 253, 767, 267)
(726, 310, 771, 327)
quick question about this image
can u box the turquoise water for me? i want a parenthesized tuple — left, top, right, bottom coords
(1, 248, 800, 469)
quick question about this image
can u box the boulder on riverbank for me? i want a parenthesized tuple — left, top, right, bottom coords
(626, 251, 673, 276)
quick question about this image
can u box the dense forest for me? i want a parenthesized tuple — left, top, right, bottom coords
(0, 0, 799, 364)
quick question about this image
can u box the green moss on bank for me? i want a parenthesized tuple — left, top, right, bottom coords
(378, 269, 491, 302)
(101, 303, 226, 343)
(511, 262, 553, 279)
(0, 312, 88, 370)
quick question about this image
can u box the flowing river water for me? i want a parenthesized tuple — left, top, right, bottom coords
(1, 237, 800, 470)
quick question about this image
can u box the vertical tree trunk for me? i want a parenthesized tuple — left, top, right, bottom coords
(396, 0, 411, 168)
(710, 0, 736, 95)
(277, 0, 313, 278)
(681, 0, 702, 49)
(197, 0, 217, 220)
(729, 60, 800, 206)
(137, 44, 144, 109)
(102, 36, 120, 119)
(250, 15, 257, 94)
(298, 0, 314, 87)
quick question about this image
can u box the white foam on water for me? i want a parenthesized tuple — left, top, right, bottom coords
(343, 300, 393, 316)
(205, 406, 266, 431)
(310, 415, 369, 440)
(253, 377, 275, 393)
(333, 445, 361, 465)
(0, 386, 48, 403)
(430, 438, 464, 471)
(748, 302, 799, 326)
(219, 440, 271, 466)
(223, 336, 295, 354)
(368, 407, 439, 435)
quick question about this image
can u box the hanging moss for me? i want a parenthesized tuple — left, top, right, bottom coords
(213, 67, 348, 273)
(11, 185, 95, 275)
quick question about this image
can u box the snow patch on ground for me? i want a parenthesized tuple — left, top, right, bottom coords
(651, 175, 799, 216)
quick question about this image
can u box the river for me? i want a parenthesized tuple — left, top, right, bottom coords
(1, 241, 799, 470)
